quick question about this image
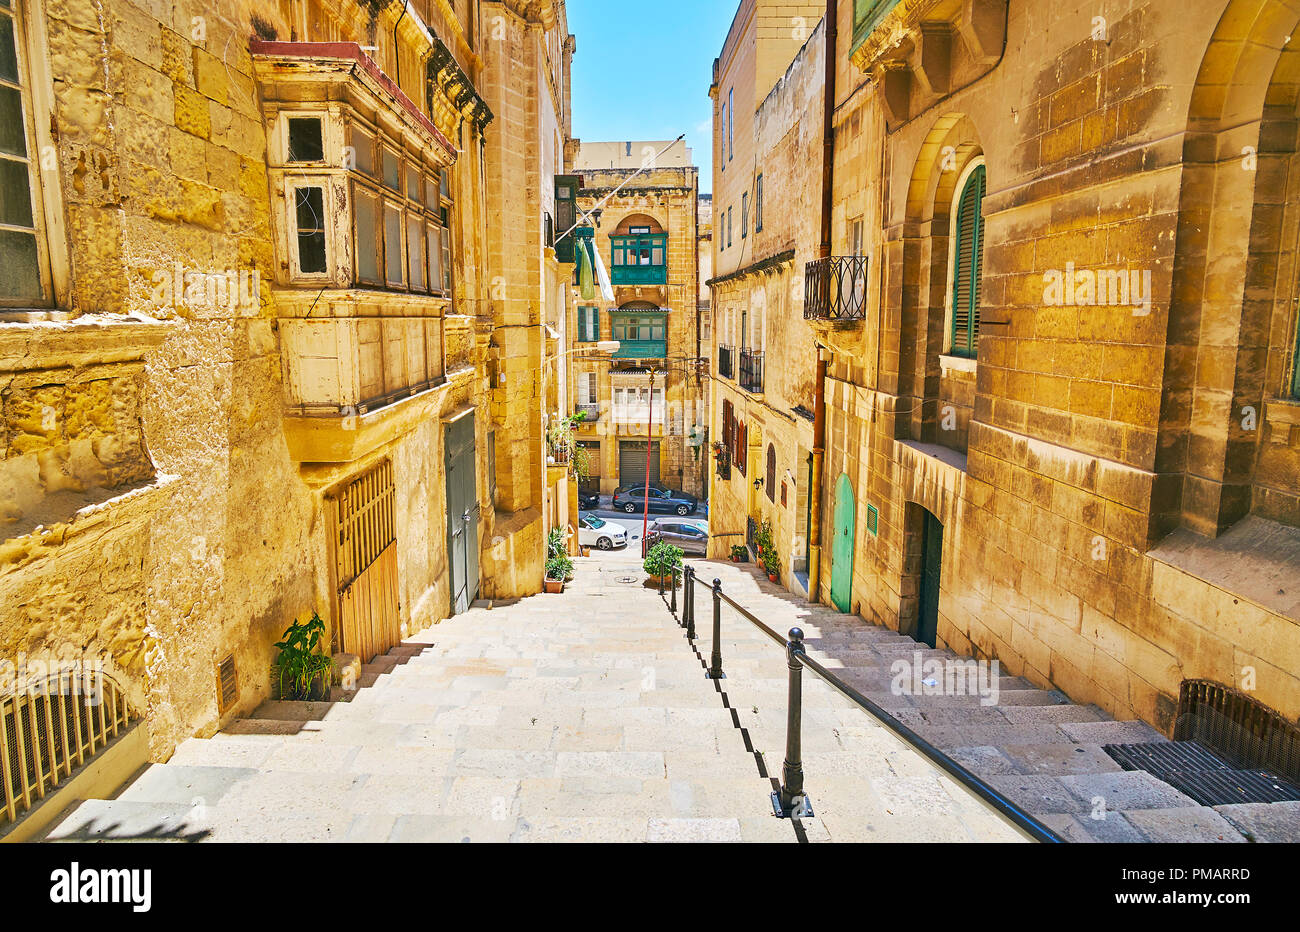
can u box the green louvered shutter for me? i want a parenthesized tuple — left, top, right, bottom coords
(950, 164, 986, 358)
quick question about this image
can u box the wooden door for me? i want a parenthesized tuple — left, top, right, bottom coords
(331, 460, 401, 663)
(446, 412, 479, 616)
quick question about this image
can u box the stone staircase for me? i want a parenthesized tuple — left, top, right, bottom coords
(685, 559, 1300, 842)
(40, 555, 1297, 842)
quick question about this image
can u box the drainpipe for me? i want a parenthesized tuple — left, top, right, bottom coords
(807, 0, 836, 602)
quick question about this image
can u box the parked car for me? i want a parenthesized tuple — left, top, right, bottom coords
(613, 480, 670, 496)
(612, 486, 699, 516)
(646, 520, 708, 556)
(577, 513, 628, 550)
(577, 489, 600, 510)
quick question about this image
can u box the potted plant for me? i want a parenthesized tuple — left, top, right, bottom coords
(544, 554, 572, 593)
(643, 540, 683, 589)
(762, 547, 780, 583)
(730, 544, 748, 563)
(272, 611, 334, 701)
(545, 526, 574, 592)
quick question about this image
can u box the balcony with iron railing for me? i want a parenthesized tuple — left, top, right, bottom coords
(804, 256, 868, 322)
(739, 348, 764, 394)
(718, 344, 735, 379)
(576, 402, 600, 422)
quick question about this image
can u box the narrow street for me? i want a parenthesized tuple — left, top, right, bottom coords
(47, 556, 1027, 843)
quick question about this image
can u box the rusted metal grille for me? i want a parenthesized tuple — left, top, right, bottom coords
(216, 655, 238, 715)
(1102, 680, 1300, 807)
(2, 672, 136, 828)
(1105, 741, 1300, 807)
(803, 256, 869, 321)
(1174, 679, 1300, 783)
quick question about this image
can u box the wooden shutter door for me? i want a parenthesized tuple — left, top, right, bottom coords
(950, 164, 986, 358)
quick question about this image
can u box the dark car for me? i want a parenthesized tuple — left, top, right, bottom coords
(611, 486, 699, 516)
(613, 480, 671, 496)
(577, 489, 600, 510)
(646, 520, 708, 556)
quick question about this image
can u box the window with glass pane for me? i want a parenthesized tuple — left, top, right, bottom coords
(354, 186, 381, 284)
(382, 147, 400, 190)
(384, 203, 404, 286)
(406, 164, 421, 202)
(440, 223, 451, 293)
(407, 215, 425, 291)
(349, 124, 374, 175)
(424, 166, 440, 210)
(440, 166, 450, 199)
(295, 186, 327, 274)
(287, 116, 323, 162)
(427, 221, 442, 293)
(0, 0, 44, 303)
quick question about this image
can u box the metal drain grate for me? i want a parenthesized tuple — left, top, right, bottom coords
(1104, 740, 1300, 806)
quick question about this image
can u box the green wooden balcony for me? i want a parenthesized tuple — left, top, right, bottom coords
(612, 339, 667, 358)
(610, 234, 668, 285)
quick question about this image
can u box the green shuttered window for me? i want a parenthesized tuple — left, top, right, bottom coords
(950, 164, 986, 359)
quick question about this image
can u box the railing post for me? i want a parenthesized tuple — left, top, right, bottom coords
(684, 566, 696, 639)
(774, 627, 812, 818)
(707, 578, 724, 679)
(658, 566, 664, 596)
(671, 566, 678, 614)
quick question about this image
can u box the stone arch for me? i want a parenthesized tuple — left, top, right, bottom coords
(1158, 0, 1300, 538)
(611, 212, 665, 235)
(896, 113, 985, 447)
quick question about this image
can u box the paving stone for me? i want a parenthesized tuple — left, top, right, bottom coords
(1123, 807, 1247, 843)
(1000, 743, 1124, 776)
(1060, 771, 1200, 811)
(647, 817, 743, 842)
(1038, 812, 1146, 843)
(1213, 802, 1300, 843)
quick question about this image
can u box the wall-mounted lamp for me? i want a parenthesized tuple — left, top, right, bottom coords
(753, 478, 763, 490)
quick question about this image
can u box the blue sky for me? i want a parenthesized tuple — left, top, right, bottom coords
(566, 0, 738, 193)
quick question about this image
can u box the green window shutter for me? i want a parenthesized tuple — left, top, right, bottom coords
(578, 306, 587, 340)
(950, 164, 986, 358)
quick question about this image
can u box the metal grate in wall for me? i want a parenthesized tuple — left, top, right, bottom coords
(1104, 740, 1300, 807)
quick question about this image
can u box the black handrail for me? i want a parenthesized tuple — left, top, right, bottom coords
(681, 564, 1064, 843)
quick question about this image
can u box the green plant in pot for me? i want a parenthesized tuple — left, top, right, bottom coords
(544, 553, 572, 592)
(762, 546, 780, 583)
(643, 540, 683, 587)
(272, 611, 334, 701)
(730, 544, 748, 563)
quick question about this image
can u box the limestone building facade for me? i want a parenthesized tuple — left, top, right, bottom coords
(712, 0, 1300, 736)
(0, 0, 576, 796)
(568, 142, 706, 499)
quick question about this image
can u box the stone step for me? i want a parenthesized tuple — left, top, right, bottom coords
(45, 799, 207, 842)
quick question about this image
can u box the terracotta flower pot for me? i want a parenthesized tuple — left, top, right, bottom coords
(544, 576, 565, 593)
(768, 572, 778, 582)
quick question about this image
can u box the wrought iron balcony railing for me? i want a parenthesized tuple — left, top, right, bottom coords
(804, 256, 868, 321)
(718, 344, 735, 379)
(739, 348, 764, 393)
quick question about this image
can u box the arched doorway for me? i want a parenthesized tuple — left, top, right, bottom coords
(830, 473, 855, 613)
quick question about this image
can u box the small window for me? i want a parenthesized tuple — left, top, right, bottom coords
(294, 186, 327, 274)
(949, 162, 987, 358)
(0, 0, 49, 304)
(383, 203, 404, 286)
(406, 214, 425, 291)
(755, 175, 763, 232)
(439, 222, 452, 293)
(742, 192, 748, 238)
(406, 163, 421, 202)
(382, 146, 401, 191)
(440, 166, 450, 200)
(427, 220, 442, 293)
(866, 503, 879, 535)
(287, 116, 324, 162)
(348, 123, 374, 175)
(354, 186, 381, 284)
(424, 166, 440, 210)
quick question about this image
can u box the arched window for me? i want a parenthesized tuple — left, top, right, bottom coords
(949, 162, 986, 358)
(766, 443, 776, 502)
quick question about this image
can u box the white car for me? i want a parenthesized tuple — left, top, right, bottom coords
(577, 513, 629, 550)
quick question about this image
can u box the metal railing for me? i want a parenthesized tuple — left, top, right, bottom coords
(804, 256, 869, 321)
(739, 349, 764, 393)
(718, 344, 735, 379)
(2, 672, 137, 828)
(673, 565, 1064, 842)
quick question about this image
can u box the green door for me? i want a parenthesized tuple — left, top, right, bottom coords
(830, 473, 855, 613)
(445, 412, 479, 615)
(918, 510, 943, 648)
